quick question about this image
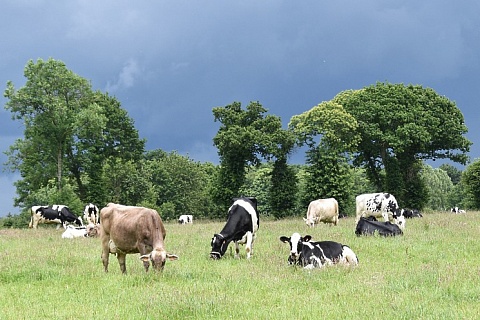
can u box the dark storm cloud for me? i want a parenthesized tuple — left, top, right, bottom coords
(1, 1, 479, 216)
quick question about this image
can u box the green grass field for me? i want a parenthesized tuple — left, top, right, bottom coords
(1, 212, 479, 319)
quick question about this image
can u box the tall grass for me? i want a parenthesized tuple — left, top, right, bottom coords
(1, 212, 479, 319)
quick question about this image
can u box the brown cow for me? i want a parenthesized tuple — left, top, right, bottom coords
(99, 203, 178, 274)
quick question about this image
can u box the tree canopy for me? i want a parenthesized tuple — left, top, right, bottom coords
(334, 82, 472, 208)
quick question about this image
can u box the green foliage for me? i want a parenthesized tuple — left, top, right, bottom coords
(337, 82, 471, 209)
(289, 101, 360, 215)
(3, 58, 145, 209)
(461, 159, 480, 208)
(212, 101, 295, 211)
(439, 163, 462, 185)
(421, 164, 454, 210)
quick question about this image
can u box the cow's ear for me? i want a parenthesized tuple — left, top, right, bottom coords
(166, 254, 179, 261)
(303, 235, 312, 242)
(279, 236, 290, 243)
(139, 254, 151, 262)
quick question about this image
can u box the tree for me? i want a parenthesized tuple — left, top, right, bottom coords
(421, 164, 453, 210)
(289, 101, 360, 214)
(4, 58, 96, 194)
(4, 58, 145, 209)
(212, 101, 294, 214)
(336, 82, 471, 209)
(461, 159, 480, 209)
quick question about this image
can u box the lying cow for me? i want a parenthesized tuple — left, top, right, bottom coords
(210, 197, 259, 260)
(178, 214, 193, 224)
(84, 203, 100, 224)
(303, 198, 339, 227)
(99, 203, 178, 274)
(279, 233, 358, 269)
(355, 217, 403, 237)
(62, 225, 87, 239)
(29, 205, 83, 229)
(355, 193, 405, 229)
(400, 208, 423, 219)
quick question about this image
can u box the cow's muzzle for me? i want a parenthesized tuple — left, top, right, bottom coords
(210, 252, 222, 260)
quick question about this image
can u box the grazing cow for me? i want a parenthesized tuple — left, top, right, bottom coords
(279, 233, 358, 269)
(355, 193, 405, 229)
(355, 217, 403, 237)
(83, 203, 100, 225)
(303, 198, 339, 227)
(99, 203, 178, 274)
(62, 225, 87, 239)
(210, 197, 259, 260)
(29, 205, 83, 229)
(178, 214, 193, 224)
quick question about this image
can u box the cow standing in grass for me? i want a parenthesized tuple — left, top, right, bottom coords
(29, 205, 83, 229)
(303, 198, 339, 227)
(83, 203, 99, 225)
(210, 197, 259, 260)
(99, 203, 178, 274)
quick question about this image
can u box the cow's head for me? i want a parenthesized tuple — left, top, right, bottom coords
(210, 233, 228, 259)
(279, 233, 312, 264)
(139, 249, 178, 271)
(384, 194, 398, 213)
(303, 217, 315, 227)
(86, 223, 101, 237)
(394, 215, 406, 230)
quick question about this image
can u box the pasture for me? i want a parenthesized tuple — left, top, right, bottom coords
(1, 212, 479, 319)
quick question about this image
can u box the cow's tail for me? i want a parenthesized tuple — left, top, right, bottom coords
(342, 245, 359, 266)
(28, 216, 33, 228)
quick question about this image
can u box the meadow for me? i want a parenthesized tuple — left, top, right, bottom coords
(0, 212, 479, 319)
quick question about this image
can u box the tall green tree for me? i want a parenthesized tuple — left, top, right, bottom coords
(421, 164, 453, 210)
(336, 82, 471, 209)
(4, 58, 145, 209)
(212, 101, 294, 214)
(289, 101, 360, 213)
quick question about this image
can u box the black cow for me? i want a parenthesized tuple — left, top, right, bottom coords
(355, 217, 403, 237)
(279, 233, 358, 269)
(210, 197, 259, 259)
(29, 205, 83, 229)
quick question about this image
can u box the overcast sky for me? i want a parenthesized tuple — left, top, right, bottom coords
(1, 1, 479, 217)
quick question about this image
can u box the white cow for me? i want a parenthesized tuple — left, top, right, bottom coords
(178, 214, 193, 224)
(303, 198, 339, 227)
(62, 225, 87, 239)
(355, 193, 405, 230)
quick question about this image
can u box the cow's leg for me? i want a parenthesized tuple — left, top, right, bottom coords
(101, 237, 111, 273)
(382, 211, 389, 222)
(245, 232, 254, 259)
(234, 241, 240, 259)
(116, 253, 127, 274)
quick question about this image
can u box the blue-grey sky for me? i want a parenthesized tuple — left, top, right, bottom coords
(1, 1, 479, 216)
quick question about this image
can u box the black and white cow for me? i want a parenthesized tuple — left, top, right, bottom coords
(279, 233, 358, 269)
(83, 203, 100, 225)
(355, 217, 403, 237)
(29, 205, 83, 229)
(355, 192, 405, 230)
(210, 197, 259, 260)
(178, 214, 193, 224)
(399, 208, 423, 219)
